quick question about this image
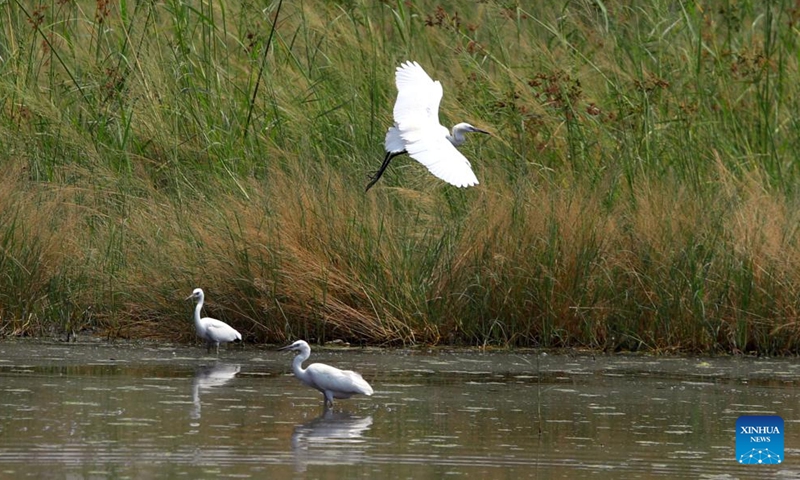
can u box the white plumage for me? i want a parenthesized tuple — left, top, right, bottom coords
(186, 288, 242, 354)
(280, 340, 373, 408)
(365, 60, 489, 191)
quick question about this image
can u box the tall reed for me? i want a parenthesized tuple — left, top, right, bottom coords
(1, 1, 800, 353)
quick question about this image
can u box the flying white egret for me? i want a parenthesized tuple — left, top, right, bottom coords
(365, 60, 490, 191)
(186, 288, 242, 354)
(279, 340, 374, 408)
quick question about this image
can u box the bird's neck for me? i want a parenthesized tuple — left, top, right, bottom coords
(292, 351, 309, 377)
(193, 301, 204, 328)
(447, 128, 466, 146)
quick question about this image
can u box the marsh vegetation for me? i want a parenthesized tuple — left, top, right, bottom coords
(2, 1, 800, 353)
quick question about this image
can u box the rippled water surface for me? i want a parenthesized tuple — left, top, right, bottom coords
(0, 341, 798, 478)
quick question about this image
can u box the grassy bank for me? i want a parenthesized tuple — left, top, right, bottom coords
(2, 0, 800, 353)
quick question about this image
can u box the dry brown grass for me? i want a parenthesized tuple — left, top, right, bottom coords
(3, 0, 800, 353)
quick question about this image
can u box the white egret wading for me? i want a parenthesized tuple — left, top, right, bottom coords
(186, 288, 242, 354)
(279, 340, 373, 408)
(365, 60, 489, 191)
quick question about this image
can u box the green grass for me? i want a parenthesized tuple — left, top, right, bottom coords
(1, 0, 800, 353)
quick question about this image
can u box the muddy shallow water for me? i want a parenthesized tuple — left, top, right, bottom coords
(0, 341, 797, 478)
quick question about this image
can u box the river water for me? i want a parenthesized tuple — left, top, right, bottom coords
(0, 340, 796, 478)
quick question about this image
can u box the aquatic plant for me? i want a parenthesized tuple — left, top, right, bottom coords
(1, 0, 800, 353)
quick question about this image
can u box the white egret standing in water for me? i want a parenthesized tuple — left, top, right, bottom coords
(365, 60, 490, 191)
(279, 340, 373, 408)
(186, 288, 242, 354)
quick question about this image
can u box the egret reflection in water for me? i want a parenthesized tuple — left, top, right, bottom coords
(191, 362, 241, 419)
(292, 409, 374, 472)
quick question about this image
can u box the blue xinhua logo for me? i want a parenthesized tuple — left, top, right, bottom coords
(736, 415, 784, 464)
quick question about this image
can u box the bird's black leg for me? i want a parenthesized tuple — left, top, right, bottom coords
(365, 150, 405, 192)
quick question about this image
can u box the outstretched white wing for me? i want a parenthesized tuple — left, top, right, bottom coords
(403, 133, 480, 188)
(392, 61, 479, 188)
(393, 61, 443, 129)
